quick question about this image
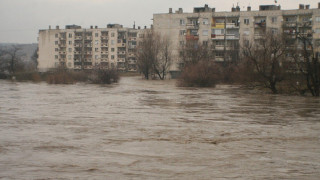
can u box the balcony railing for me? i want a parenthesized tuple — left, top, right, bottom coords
(254, 33, 264, 39)
(211, 34, 224, 39)
(186, 23, 199, 29)
(226, 23, 239, 29)
(283, 22, 297, 27)
(226, 34, 239, 40)
(186, 35, 199, 40)
(254, 21, 266, 28)
(212, 23, 225, 29)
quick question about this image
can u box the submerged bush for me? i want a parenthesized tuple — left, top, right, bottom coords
(90, 69, 119, 84)
(178, 61, 219, 87)
(46, 71, 75, 84)
(14, 72, 42, 82)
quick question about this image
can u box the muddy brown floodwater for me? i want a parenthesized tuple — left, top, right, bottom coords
(0, 77, 320, 179)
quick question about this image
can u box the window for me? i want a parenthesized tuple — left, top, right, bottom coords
(55, 34, 58, 38)
(55, 55, 58, 59)
(95, 55, 99, 60)
(316, 17, 320, 23)
(203, 18, 209, 25)
(111, 32, 115, 37)
(111, 55, 114, 59)
(68, 48, 72, 52)
(68, 33, 72, 38)
(271, 17, 277, 23)
(315, 28, 320, 33)
(180, 19, 185, 25)
(111, 48, 115, 52)
(55, 48, 59, 52)
(55, 41, 58, 45)
(244, 18, 250, 25)
(202, 30, 208, 36)
(111, 40, 115, 45)
(118, 39, 121, 43)
(203, 41, 208, 46)
(68, 55, 72, 60)
(179, 30, 186, 36)
(68, 41, 72, 45)
(95, 48, 99, 52)
(68, 62, 72, 67)
(95, 40, 99, 45)
(95, 33, 98, 37)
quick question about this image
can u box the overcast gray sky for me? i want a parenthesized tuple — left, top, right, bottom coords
(0, 0, 317, 44)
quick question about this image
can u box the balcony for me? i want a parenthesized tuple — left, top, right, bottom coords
(117, 58, 126, 62)
(298, 21, 312, 27)
(75, 36, 82, 40)
(118, 43, 126, 47)
(84, 44, 92, 47)
(254, 21, 266, 28)
(74, 43, 82, 47)
(226, 34, 239, 40)
(74, 51, 81, 55)
(101, 36, 108, 40)
(214, 46, 224, 50)
(186, 35, 199, 41)
(226, 23, 239, 29)
(212, 23, 225, 29)
(283, 22, 297, 27)
(85, 36, 92, 40)
(128, 37, 137, 41)
(101, 51, 108, 55)
(186, 23, 199, 29)
(101, 43, 108, 47)
(254, 34, 264, 39)
(128, 45, 136, 49)
(211, 34, 224, 40)
(214, 57, 224, 62)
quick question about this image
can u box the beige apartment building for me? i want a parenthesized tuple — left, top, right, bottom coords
(38, 24, 147, 72)
(153, 3, 320, 73)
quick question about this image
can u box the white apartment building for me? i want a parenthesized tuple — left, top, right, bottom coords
(153, 3, 320, 75)
(38, 24, 147, 72)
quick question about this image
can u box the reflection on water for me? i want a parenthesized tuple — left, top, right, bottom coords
(0, 77, 320, 179)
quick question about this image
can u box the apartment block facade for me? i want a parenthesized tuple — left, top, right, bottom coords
(153, 3, 320, 72)
(38, 24, 146, 72)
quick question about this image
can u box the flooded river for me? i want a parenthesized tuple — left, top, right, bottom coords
(0, 77, 320, 179)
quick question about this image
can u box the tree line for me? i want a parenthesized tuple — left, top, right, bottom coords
(136, 28, 320, 97)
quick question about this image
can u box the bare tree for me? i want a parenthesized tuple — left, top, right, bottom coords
(242, 31, 287, 94)
(0, 45, 23, 76)
(288, 25, 320, 96)
(179, 41, 212, 66)
(136, 30, 172, 80)
(152, 36, 172, 80)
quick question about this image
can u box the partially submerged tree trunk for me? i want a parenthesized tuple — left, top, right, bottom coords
(136, 30, 172, 80)
(241, 31, 286, 94)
